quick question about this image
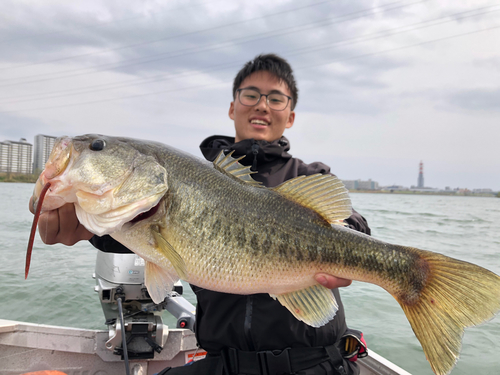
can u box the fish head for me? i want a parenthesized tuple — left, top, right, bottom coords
(31, 134, 168, 235)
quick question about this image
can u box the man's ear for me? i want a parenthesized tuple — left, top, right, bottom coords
(286, 111, 295, 129)
(228, 102, 235, 120)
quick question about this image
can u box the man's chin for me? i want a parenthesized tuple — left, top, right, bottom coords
(235, 128, 280, 143)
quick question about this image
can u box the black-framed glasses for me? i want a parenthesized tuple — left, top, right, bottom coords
(236, 88, 292, 111)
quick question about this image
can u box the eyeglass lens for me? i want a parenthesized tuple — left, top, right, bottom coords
(238, 89, 289, 110)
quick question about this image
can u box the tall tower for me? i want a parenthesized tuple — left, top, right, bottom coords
(417, 161, 424, 188)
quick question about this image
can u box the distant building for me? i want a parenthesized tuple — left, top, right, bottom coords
(417, 161, 424, 188)
(0, 142, 9, 172)
(473, 188, 493, 193)
(410, 186, 441, 193)
(33, 134, 57, 173)
(358, 179, 379, 190)
(342, 180, 356, 190)
(383, 185, 409, 191)
(0, 138, 33, 174)
(342, 179, 379, 190)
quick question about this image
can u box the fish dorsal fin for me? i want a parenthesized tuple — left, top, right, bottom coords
(272, 174, 352, 225)
(270, 284, 339, 327)
(213, 150, 263, 187)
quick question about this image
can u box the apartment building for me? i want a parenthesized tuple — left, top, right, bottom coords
(33, 134, 57, 173)
(0, 138, 33, 174)
(342, 179, 379, 190)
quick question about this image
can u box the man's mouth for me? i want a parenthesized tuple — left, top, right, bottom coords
(250, 120, 269, 126)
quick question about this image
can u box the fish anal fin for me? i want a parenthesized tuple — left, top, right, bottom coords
(397, 251, 500, 375)
(272, 174, 352, 224)
(144, 261, 179, 304)
(213, 150, 262, 187)
(152, 229, 188, 280)
(270, 284, 339, 327)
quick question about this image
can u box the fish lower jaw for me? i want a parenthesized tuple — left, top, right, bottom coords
(76, 197, 165, 236)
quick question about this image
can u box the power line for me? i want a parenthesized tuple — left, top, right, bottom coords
(295, 24, 500, 72)
(0, 0, 337, 72)
(1, 23, 498, 114)
(0, 0, 425, 87)
(0, 0, 230, 45)
(0, 4, 497, 104)
(286, 6, 500, 58)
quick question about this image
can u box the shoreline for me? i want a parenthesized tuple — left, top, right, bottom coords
(350, 189, 499, 197)
(1, 175, 498, 198)
(0, 173, 38, 183)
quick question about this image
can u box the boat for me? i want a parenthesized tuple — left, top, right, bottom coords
(0, 252, 411, 375)
(0, 319, 410, 375)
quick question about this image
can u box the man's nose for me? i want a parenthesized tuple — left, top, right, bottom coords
(255, 95, 269, 111)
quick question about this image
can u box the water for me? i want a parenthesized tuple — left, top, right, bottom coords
(1, 183, 499, 375)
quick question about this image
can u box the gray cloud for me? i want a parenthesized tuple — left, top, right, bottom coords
(447, 89, 500, 111)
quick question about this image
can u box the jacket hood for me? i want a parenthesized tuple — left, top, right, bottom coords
(199, 135, 292, 169)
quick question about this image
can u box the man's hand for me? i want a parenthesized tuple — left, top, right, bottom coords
(29, 198, 93, 246)
(315, 273, 352, 289)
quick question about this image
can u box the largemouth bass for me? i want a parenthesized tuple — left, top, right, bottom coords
(28, 134, 500, 375)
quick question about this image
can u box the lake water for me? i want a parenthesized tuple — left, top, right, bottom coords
(1, 182, 499, 375)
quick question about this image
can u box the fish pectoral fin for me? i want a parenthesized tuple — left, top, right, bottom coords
(152, 229, 188, 280)
(270, 284, 339, 328)
(272, 174, 352, 225)
(213, 150, 263, 187)
(144, 261, 179, 304)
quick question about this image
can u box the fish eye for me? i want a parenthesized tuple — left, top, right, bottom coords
(90, 139, 106, 151)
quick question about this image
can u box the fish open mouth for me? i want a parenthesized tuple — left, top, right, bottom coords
(130, 201, 161, 223)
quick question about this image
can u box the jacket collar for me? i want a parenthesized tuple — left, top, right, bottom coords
(199, 135, 292, 170)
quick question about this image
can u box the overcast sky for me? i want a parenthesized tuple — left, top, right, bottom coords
(1, 0, 499, 190)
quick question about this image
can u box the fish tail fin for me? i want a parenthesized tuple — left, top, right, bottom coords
(397, 251, 500, 375)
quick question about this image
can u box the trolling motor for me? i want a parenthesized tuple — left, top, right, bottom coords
(93, 250, 196, 360)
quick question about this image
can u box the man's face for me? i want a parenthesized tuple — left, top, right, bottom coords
(229, 71, 295, 143)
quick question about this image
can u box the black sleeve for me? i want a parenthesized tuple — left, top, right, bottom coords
(345, 209, 371, 235)
(89, 235, 134, 254)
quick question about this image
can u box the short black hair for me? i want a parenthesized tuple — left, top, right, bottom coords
(232, 54, 298, 110)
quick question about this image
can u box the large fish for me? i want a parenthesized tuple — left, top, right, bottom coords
(28, 134, 500, 375)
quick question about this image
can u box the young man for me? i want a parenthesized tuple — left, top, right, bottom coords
(31, 54, 370, 375)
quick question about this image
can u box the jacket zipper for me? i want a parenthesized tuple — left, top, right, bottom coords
(251, 142, 259, 171)
(244, 295, 256, 350)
